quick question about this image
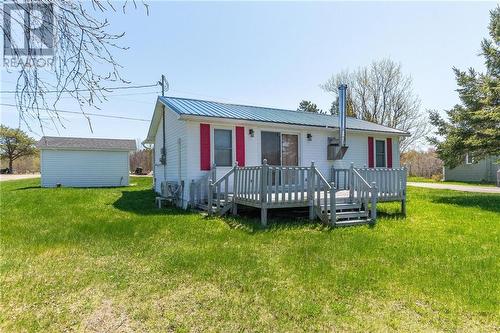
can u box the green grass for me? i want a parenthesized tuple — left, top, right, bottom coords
(408, 176, 496, 187)
(1, 177, 499, 331)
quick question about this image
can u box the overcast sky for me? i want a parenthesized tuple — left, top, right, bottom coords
(0, 1, 496, 143)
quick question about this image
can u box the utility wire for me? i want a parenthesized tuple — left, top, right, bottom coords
(0, 83, 159, 94)
(0, 103, 150, 122)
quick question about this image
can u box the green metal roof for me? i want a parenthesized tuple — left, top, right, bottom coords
(160, 96, 408, 135)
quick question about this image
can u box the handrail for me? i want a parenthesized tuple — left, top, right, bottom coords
(353, 169, 372, 189)
(311, 164, 335, 224)
(315, 168, 332, 190)
(208, 165, 236, 215)
(351, 169, 377, 223)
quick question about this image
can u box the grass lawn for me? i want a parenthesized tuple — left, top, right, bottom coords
(1, 177, 499, 331)
(408, 176, 496, 187)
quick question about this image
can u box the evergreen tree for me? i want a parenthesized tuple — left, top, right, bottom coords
(429, 6, 500, 167)
(297, 100, 323, 113)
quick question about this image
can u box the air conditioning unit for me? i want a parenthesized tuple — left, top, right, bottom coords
(160, 181, 182, 204)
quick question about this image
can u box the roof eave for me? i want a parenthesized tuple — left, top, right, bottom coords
(177, 114, 410, 136)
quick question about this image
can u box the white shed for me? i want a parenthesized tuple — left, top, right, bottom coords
(37, 136, 136, 187)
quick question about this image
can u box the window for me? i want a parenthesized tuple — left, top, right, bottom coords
(375, 140, 386, 167)
(214, 129, 232, 166)
(465, 153, 474, 164)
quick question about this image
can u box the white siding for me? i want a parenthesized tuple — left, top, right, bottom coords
(152, 114, 403, 207)
(152, 107, 188, 205)
(184, 120, 401, 185)
(40, 150, 129, 187)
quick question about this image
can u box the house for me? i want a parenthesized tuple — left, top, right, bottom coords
(37, 137, 136, 187)
(443, 154, 499, 183)
(144, 93, 410, 215)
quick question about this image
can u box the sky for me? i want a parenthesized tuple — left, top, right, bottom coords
(0, 1, 496, 144)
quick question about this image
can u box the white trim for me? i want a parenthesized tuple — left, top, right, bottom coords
(375, 139, 387, 168)
(212, 125, 234, 167)
(259, 130, 301, 167)
(465, 153, 474, 164)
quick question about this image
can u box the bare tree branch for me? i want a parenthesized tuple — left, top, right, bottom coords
(1, 0, 149, 133)
(322, 58, 429, 153)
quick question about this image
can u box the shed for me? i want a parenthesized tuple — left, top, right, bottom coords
(37, 136, 136, 187)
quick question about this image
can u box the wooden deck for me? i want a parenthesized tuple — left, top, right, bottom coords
(189, 161, 407, 227)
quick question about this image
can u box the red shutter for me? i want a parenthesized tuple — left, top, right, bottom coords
(368, 137, 374, 168)
(200, 124, 211, 170)
(235, 126, 245, 167)
(386, 138, 393, 168)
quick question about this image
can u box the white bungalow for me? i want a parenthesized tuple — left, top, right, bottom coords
(144, 87, 409, 226)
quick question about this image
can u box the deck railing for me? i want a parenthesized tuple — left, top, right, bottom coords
(189, 164, 216, 209)
(234, 165, 262, 205)
(264, 165, 310, 206)
(310, 164, 337, 224)
(355, 167, 407, 214)
(189, 161, 406, 225)
(331, 164, 407, 214)
(331, 167, 351, 190)
(208, 165, 235, 216)
(351, 169, 377, 222)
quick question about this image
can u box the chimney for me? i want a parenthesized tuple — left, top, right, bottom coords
(338, 84, 347, 148)
(334, 84, 349, 160)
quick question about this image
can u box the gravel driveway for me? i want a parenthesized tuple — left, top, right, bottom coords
(407, 182, 500, 194)
(0, 174, 40, 182)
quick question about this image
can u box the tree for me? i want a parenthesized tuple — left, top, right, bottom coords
(428, 6, 500, 168)
(401, 148, 443, 179)
(297, 100, 323, 113)
(322, 58, 428, 152)
(0, 125, 37, 172)
(0, 0, 149, 132)
(129, 149, 153, 174)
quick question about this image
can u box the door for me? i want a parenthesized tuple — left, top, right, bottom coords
(281, 134, 299, 184)
(261, 131, 281, 165)
(261, 132, 299, 185)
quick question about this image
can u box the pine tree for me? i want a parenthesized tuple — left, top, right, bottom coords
(429, 6, 500, 168)
(297, 100, 323, 114)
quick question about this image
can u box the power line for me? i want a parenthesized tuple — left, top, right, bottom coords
(0, 103, 150, 122)
(0, 83, 159, 94)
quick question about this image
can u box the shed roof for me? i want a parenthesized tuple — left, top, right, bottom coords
(145, 96, 410, 143)
(37, 136, 137, 151)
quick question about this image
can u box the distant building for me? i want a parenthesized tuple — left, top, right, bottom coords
(443, 155, 499, 183)
(37, 137, 136, 187)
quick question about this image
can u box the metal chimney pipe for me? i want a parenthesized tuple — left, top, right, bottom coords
(338, 84, 347, 147)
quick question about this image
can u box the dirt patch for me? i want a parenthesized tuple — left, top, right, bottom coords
(84, 299, 134, 333)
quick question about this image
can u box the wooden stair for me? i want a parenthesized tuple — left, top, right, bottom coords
(324, 202, 373, 227)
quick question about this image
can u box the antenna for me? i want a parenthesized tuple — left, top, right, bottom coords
(158, 74, 169, 96)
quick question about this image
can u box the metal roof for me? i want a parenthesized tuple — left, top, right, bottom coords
(37, 136, 136, 151)
(159, 96, 409, 135)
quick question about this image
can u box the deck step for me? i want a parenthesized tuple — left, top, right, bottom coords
(335, 203, 362, 211)
(334, 219, 372, 227)
(335, 210, 368, 219)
